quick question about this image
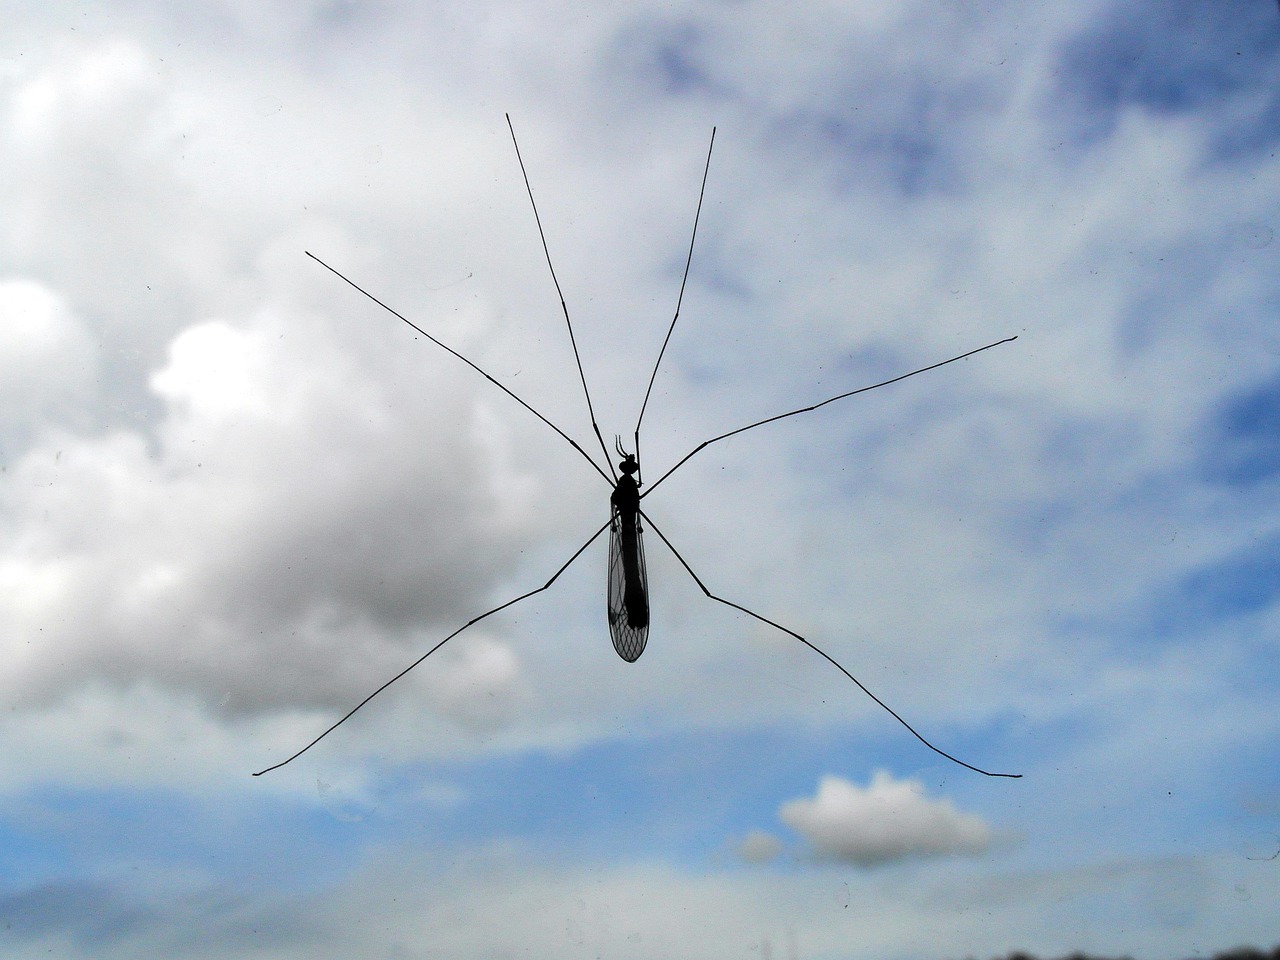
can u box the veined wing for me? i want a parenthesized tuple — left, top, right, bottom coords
(607, 509, 649, 662)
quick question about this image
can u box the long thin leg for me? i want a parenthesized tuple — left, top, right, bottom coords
(633, 126, 717, 485)
(640, 510, 1021, 779)
(307, 251, 612, 488)
(253, 518, 613, 776)
(643, 336, 1017, 499)
(506, 114, 617, 483)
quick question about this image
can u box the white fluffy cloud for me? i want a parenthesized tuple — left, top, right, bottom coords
(0, 280, 95, 429)
(779, 772, 993, 866)
(0, 308, 537, 721)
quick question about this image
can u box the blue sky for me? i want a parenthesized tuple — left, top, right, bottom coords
(2, 1, 1280, 957)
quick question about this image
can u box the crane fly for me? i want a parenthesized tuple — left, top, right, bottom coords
(254, 116, 1020, 778)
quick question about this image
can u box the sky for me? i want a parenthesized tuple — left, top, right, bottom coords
(2, 1, 1279, 957)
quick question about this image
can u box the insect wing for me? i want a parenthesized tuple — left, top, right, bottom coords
(607, 510, 650, 662)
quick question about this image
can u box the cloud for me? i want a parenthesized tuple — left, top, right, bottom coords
(4, 850, 1275, 960)
(736, 829, 783, 864)
(779, 772, 993, 866)
(0, 310, 540, 724)
(0, 280, 95, 435)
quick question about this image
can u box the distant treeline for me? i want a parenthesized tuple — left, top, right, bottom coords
(979, 948, 1280, 960)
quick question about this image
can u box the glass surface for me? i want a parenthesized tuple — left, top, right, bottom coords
(2, 3, 1279, 957)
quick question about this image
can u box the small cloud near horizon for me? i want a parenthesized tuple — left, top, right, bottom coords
(779, 771, 994, 867)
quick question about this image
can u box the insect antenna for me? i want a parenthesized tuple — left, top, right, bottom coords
(506, 114, 618, 484)
(305, 251, 612, 487)
(632, 126, 716, 484)
(253, 518, 614, 776)
(642, 335, 1018, 500)
(640, 510, 1021, 778)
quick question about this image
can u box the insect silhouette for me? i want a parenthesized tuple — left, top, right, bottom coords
(254, 116, 1019, 778)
